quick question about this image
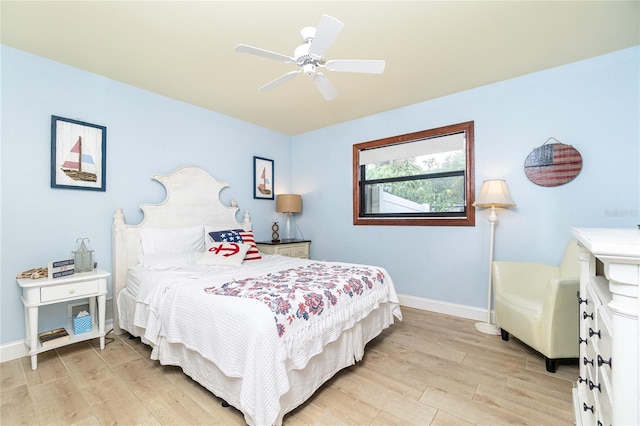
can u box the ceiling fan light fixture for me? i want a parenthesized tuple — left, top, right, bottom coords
(302, 63, 316, 76)
(235, 14, 384, 100)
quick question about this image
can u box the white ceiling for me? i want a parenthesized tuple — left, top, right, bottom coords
(2, 1, 638, 135)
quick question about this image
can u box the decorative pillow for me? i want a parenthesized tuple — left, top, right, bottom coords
(142, 251, 200, 270)
(140, 226, 204, 255)
(196, 242, 250, 266)
(237, 230, 262, 261)
(206, 228, 262, 261)
(208, 229, 243, 243)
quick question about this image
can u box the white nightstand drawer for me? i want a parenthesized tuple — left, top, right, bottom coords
(256, 240, 311, 259)
(40, 280, 99, 302)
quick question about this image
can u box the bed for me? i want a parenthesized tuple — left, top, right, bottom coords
(112, 166, 402, 426)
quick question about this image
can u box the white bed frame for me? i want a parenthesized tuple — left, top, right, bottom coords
(112, 166, 396, 425)
(111, 166, 251, 334)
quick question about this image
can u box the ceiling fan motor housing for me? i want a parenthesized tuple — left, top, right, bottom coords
(300, 26, 316, 43)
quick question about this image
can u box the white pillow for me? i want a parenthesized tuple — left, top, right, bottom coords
(196, 242, 251, 266)
(140, 226, 204, 255)
(142, 251, 200, 270)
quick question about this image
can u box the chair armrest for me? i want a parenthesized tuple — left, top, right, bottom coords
(542, 276, 580, 314)
(540, 276, 580, 357)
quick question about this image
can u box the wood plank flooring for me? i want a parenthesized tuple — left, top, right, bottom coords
(1, 307, 578, 425)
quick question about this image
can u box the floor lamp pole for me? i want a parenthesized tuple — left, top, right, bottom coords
(475, 207, 501, 335)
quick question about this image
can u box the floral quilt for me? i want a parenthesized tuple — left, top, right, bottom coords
(204, 262, 388, 341)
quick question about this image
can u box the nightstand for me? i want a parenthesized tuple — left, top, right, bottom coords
(17, 268, 110, 370)
(256, 240, 311, 259)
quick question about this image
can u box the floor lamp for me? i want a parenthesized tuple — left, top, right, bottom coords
(473, 179, 516, 335)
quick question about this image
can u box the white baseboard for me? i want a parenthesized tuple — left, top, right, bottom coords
(397, 293, 488, 322)
(0, 340, 29, 364)
(0, 319, 114, 364)
(1, 299, 487, 364)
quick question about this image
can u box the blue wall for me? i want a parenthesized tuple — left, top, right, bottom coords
(291, 46, 639, 307)
(1, 46, 291, 343)
(2, 45, 638, 346)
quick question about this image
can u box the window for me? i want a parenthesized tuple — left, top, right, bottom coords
(353, 121, 475, 226)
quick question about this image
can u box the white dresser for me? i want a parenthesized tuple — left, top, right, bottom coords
(571, 228, 639, 426)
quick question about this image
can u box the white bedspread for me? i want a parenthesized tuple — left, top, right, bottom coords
(126, 255, 401, 425)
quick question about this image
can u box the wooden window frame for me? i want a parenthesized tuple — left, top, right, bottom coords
(353, 121, 475, 226)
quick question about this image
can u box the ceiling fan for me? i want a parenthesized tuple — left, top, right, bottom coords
(235, 15, 385, 100)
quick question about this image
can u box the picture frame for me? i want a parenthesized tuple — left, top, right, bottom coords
(253, 156, 274, 200)
(51, 115, 107, 191)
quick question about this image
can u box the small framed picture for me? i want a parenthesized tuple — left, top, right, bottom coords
(51, 115, 107, 191)
(253, 156, 274, 200)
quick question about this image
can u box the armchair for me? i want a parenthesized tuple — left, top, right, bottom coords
(493, 240, 580, 373)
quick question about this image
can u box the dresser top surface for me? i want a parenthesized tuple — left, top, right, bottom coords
(571, 227, 640, 259)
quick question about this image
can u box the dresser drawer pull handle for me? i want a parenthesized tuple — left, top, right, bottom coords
(577, 296, 588, 305)
(579, 337, 588, 345)
(583, 357, 594, 366)
(578, 376, 587, 384)
(583, 311, 594, 320)
(597, 355, 612, 368)
(597, 421, 602, 426)
(588, 328, 601, 338)
(588, 380, 601, 392)
(582, 403, 594, 413)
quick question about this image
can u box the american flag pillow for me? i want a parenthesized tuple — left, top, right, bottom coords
(237, 230, 261, 261)
(208, 229, 261, 261)
(207, 230, 243, 243)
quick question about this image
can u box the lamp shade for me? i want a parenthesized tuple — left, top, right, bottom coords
(276, 194, 302, 213)
(473, 179, 516, 208)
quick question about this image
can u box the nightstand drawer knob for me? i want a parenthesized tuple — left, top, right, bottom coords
(69, 289, 75, 294)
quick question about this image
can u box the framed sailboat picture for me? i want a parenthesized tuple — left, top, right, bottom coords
(51, 115, 106, 191)
(253, 156, 274, 200)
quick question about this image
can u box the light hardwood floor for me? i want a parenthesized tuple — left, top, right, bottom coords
(1, 307, 578, 425)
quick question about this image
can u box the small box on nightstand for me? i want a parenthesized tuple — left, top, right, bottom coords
(73, 313, 92, 334)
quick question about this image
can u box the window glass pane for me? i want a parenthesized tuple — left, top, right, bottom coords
(364, 175, 465, 214)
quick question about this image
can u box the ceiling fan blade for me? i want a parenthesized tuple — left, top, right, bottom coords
(325, 59, 386, 74)
(235, 44, 295, 64)
(259, 70, 300, 91)
(313, 73, 338, 100)
(308, 15, 344, 59)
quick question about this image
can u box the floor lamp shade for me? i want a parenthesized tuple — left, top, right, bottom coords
(474, 179, 515, 335)
(473, 179, 516, 208)
(276, 194, 302, 240)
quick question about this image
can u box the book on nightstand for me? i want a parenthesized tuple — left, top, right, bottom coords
(38, 327, 70, 347)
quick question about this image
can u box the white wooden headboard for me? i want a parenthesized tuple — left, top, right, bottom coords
(112, 166, 251, 334)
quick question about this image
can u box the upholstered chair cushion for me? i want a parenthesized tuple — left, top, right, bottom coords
(493, 240, 580, 372)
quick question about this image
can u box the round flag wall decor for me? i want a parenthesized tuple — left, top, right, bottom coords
(524, 138, 583, 187)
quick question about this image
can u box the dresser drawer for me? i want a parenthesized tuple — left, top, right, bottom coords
(40, 280, 99, 302)
(597, 383, 612, 426)
(596, 315, 612, 371)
